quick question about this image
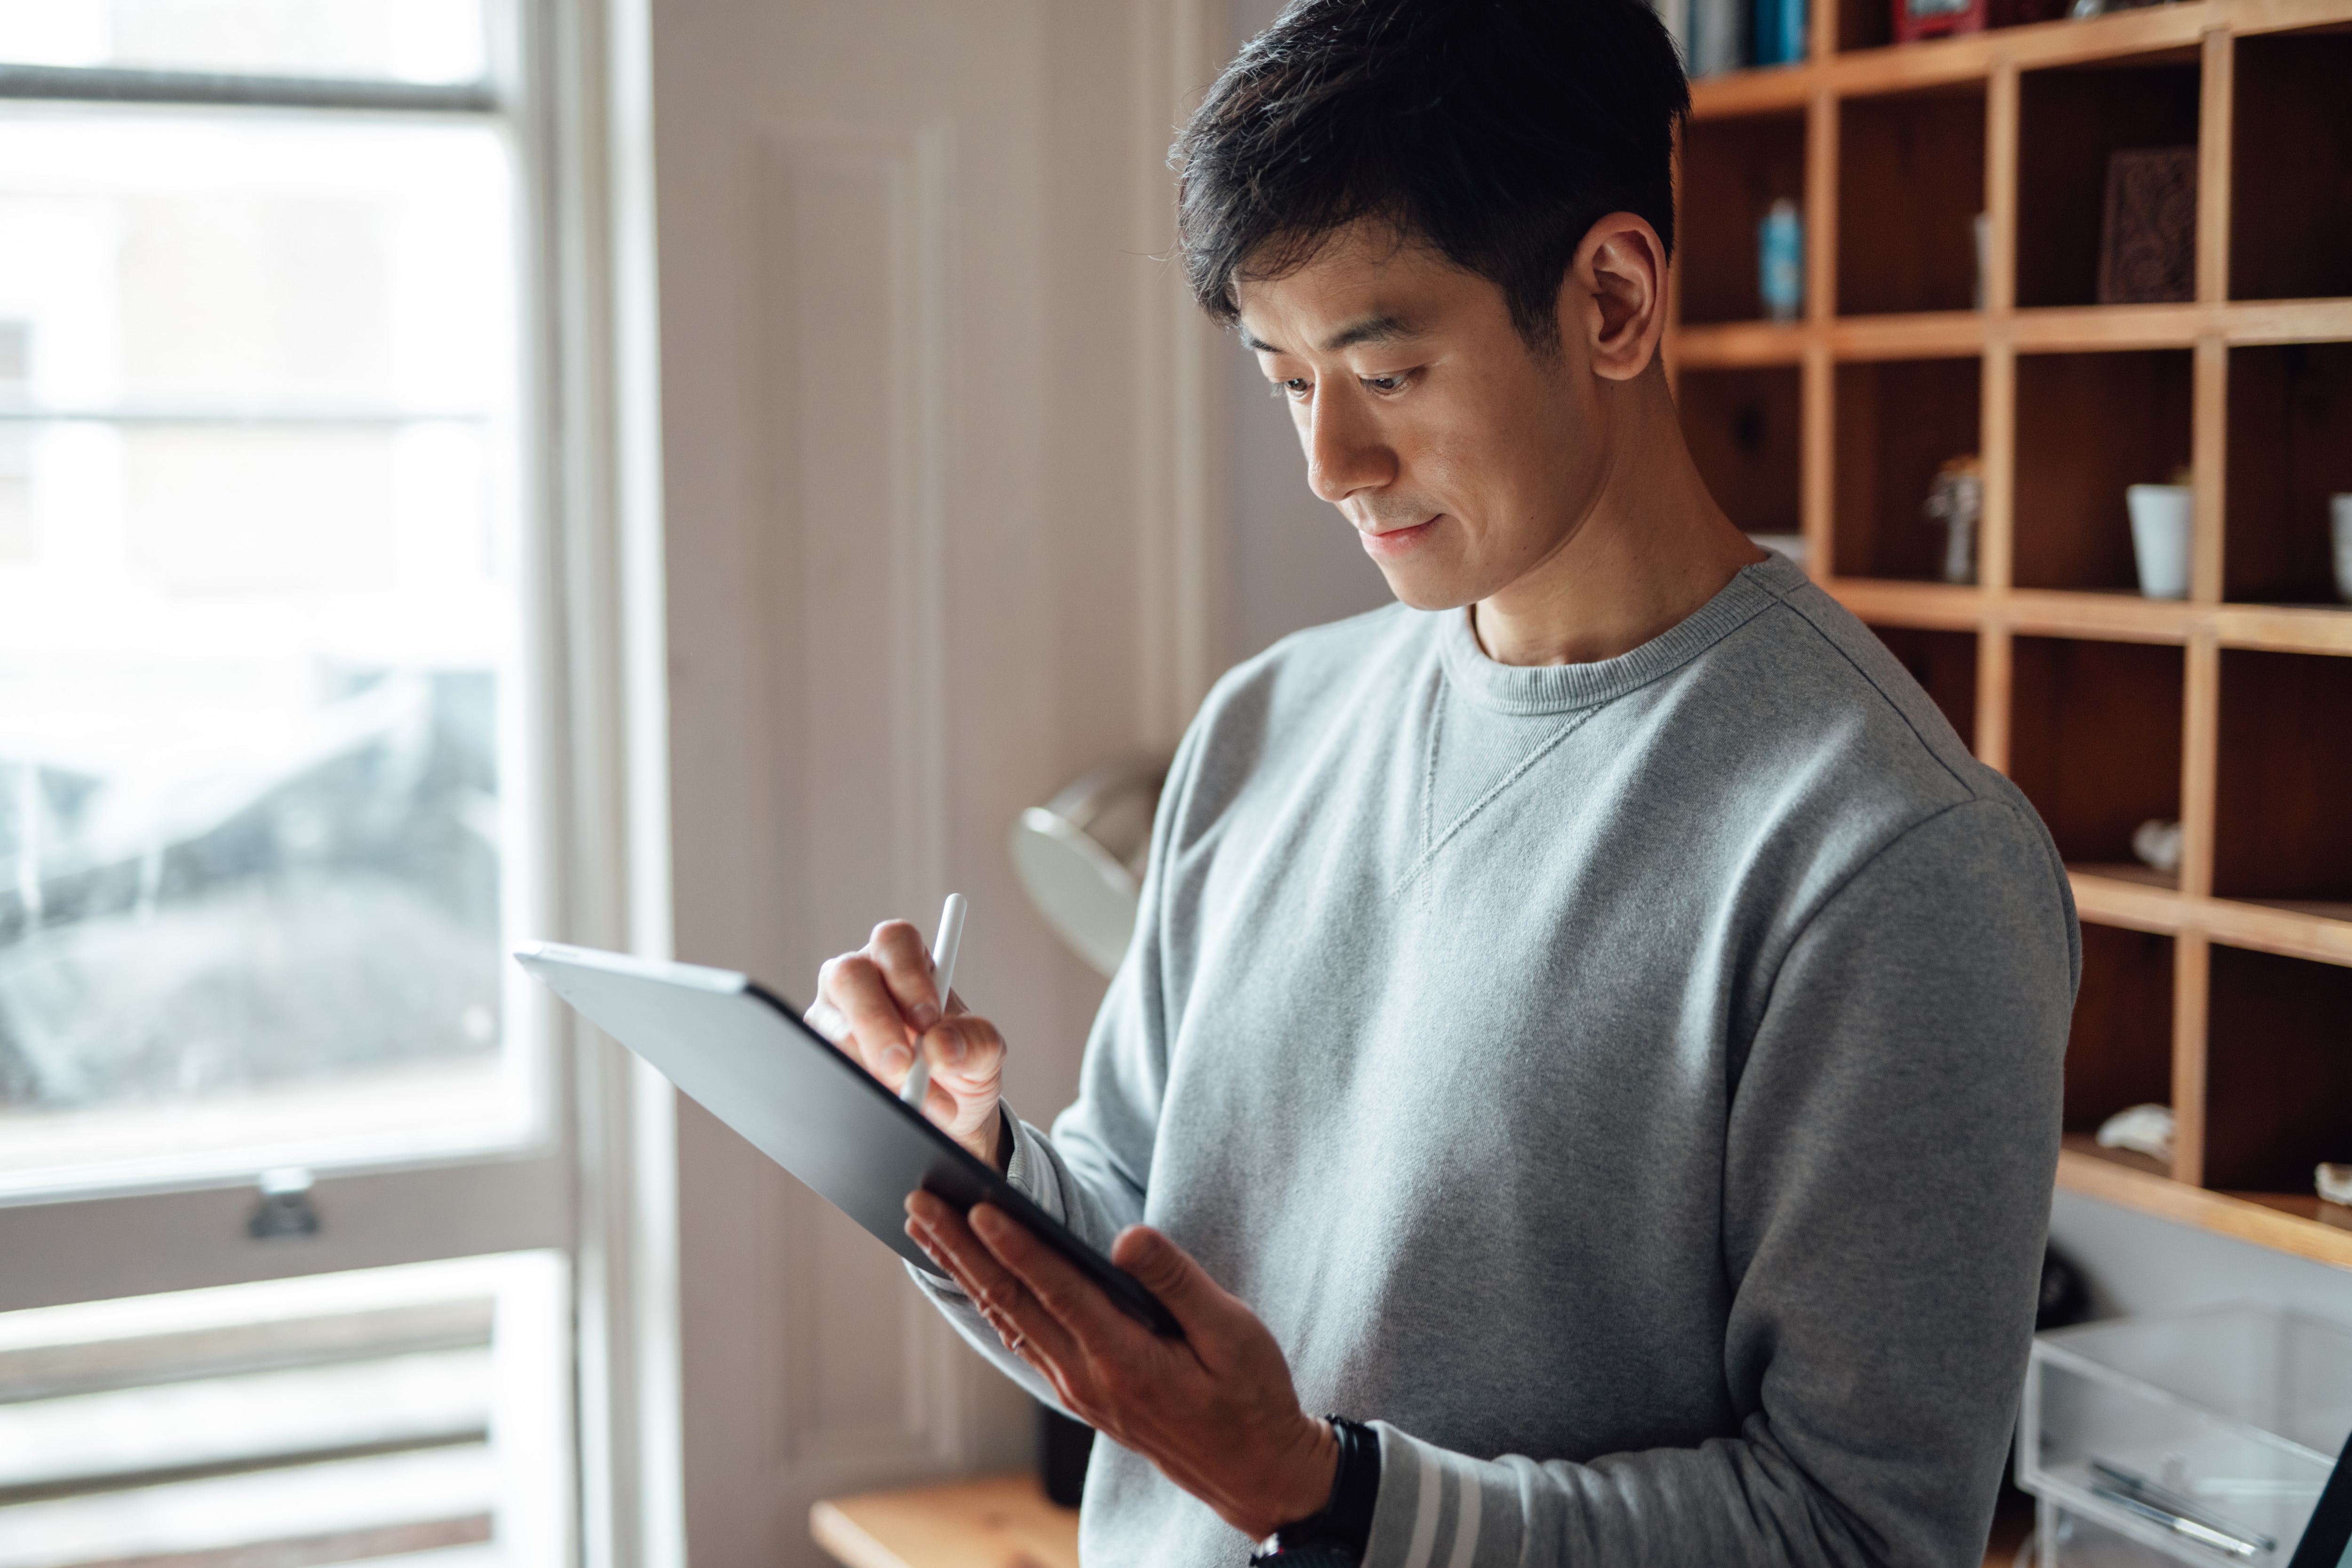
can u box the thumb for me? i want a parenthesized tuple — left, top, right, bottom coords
(1111, 1225, 1232, 1333)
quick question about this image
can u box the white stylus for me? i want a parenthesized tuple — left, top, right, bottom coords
(899, 892, 966, 1109)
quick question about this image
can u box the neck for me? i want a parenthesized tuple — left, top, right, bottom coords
(1470, 370, 1764, 668)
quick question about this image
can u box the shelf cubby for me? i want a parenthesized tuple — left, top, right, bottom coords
(2224, 343, 2352, 607)
(1831, 0, 1894, 56)
(2009, 636, 2182, 869)
(1678, 112, 1808, 327)
(2013, 350, 2193, 593)
(2015, 55, 2201, 310)
(1836, 85, 1986, 317)
(2213, 650, 2352, 907)
(2203, 944, 2352, 1197)
(1679, 366, 1802, 536)
(2229, 30, 2352, 304)
(1672, 0, 2352, 1272)
(1832, 356, 1980, 580)
(2064, 923, 2177, 1174)
(1866, 623, 1978, 746)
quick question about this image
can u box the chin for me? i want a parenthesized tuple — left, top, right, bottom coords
(1370, 563, 1477, 614)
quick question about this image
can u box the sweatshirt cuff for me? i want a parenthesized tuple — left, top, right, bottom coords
(1002, 1103, 1033, 1191)
(905, 1102, 1055, 1297)
(1002, 1106, 1068, 1226)
(1361, 1425, 1494, 1568)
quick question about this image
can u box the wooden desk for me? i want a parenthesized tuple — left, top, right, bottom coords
(811, 1474, 1079, 1568)
(812, 1471, 2028, 1568)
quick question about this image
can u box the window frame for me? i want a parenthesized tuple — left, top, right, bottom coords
(0, 4, 683, 1563)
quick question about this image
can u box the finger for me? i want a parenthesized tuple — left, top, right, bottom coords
(906, 1193, 1033, 1309)
(809, 956, 854, 1034)
(969, 1202, 1157, 1356)
(906, 1213, 1001, 1310)
(920, 1014, 1003, 1087)
(867, 920, 944, 1030)
(921, 1235, 1059, 1377)
(1108, 1225, 1245, 1352)
(908, 1227, 1086, 1411)
(801, 996, 847, 1046)
(905, 1220, 1062, 1379)
(826, 953, 918, 1079)
(907, 1196, 1085, 1371)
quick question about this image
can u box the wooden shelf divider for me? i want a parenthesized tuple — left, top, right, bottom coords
(1672, 0, 2352, 1270)
(2059, 1140, 2352, 1271)
(1674, 301, 2352, 373)
(1686, 0, 2352, 117)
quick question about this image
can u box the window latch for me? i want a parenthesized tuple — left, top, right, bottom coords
(247, 1167, 321, 1240)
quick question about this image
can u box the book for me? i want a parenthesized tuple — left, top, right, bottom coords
(1752, 0, 1809, 66)
(1687, 0, 1744, 75)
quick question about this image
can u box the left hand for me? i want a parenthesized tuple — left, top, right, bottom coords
(904, 1191, 1338, 1539)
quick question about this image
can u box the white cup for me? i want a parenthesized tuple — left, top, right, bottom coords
(2332, 493, 2352, 605)
(2127, 484, 2193, 600)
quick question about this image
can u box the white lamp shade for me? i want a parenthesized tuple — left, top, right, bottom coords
(1006, 751, 1170, 978)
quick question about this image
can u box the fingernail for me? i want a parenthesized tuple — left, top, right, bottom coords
(880, 1043, 912, 1073)
(911, 1003, 940, 1031)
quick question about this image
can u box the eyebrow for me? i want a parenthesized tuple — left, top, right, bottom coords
(1241, 312, 1419, 357)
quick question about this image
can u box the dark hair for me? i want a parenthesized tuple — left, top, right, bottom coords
(1173, 0, 1689, 354)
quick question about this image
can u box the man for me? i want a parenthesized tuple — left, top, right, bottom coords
(807, 1, 2077, 1563)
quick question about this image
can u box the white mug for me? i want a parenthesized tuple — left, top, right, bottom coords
(2332, 493, 2352, 605)
(2127, 485, 2193, 600)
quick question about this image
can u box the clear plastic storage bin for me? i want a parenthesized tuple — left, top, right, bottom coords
(2028, 1502, 2204, 1568)
(2019, 1305, 2352, 1567)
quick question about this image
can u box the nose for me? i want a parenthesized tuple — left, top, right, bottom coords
(1303, 388, 1396, 504)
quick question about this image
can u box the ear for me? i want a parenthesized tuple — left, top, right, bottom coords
(1558, 213, 1667, 383)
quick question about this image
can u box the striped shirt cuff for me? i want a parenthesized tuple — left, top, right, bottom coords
(1363, 1425, 1503, 1568)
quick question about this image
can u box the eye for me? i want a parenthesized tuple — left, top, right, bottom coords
(1361, 372, 1411, 394)
(1274, 376, 1312, 401)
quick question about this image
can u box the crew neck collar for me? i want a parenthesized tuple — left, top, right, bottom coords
(1435, 551, 1805, 716)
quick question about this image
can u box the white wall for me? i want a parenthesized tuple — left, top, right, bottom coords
(646, 2, 1229, 1563)
(1224, 0, 1395, 662)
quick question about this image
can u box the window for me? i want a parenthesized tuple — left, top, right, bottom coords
(0, 8, 592, 1564)
(0, 3, 539, 1193)
(0, 1253, 570, 1568)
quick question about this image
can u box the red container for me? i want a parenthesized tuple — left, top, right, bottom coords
(1892, 0, 2067, 42)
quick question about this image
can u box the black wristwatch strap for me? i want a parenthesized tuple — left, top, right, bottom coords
(1249, 1416, 1381, 1566)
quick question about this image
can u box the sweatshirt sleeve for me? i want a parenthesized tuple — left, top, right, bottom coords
(903, 713, 1211, 1395)
(1356, 796, 2077, 1568)
(902, 950, 1177, 1407)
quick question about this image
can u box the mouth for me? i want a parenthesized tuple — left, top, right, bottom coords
(1357, 516, 1440, 559)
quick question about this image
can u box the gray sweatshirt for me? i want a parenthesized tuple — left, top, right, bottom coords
(917, 553, 2077, 1568)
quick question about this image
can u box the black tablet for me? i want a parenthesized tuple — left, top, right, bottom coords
(2289, 1428, 2352, 1568)
(514, 941, 1180, 1338)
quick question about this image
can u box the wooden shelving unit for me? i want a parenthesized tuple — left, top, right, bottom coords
(1668, 0, 2352, 1271)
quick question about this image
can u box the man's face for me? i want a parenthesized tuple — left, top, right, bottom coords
(1234, 219, 1611, 613)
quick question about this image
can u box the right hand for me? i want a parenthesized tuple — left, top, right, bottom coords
(806, 920, 1008, 1168)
